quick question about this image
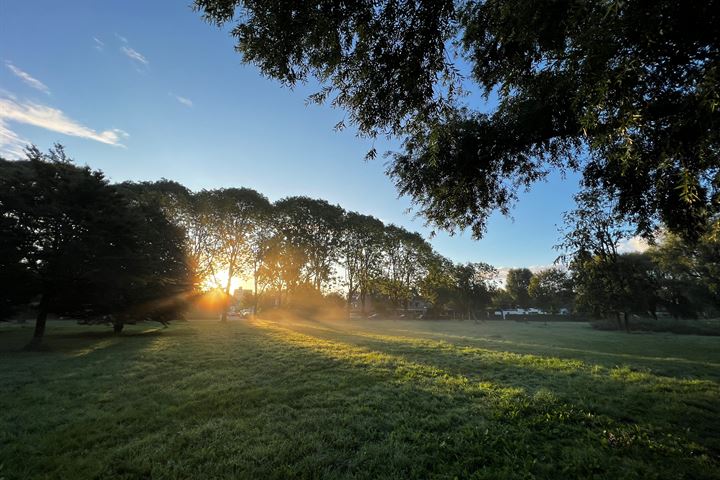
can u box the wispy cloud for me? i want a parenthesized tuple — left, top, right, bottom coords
(0, 96, 129, 150)
(174, 95, 193, 107)
(121, 46, 148, 65)
(93, 37, 105, 51)
(115, 33, 128, 43)
(0, 119, 30, 159)
(5, 62, 50, 95)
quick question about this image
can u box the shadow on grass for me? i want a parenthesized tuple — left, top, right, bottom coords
(0, 322, 188, 355)
(52, 327, 167, 340)
(284, 318, 720, 379)
(255, 319, 720, 457)
(2, 319, 718, 479)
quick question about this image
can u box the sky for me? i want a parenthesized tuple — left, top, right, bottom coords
(0, 0, 593, 271)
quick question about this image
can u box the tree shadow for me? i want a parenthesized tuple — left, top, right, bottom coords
(285, 319, 720, 381)
(52, 327, 166, 340)
(255, 319, 720, 458)
(0, 322, 187, 355)
(3, 320, 718, 479)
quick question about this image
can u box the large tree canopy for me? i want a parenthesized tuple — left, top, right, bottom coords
(1, 147, 194, 344)
(195, 0, 719, 239)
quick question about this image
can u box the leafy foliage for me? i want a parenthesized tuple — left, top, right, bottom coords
(505, 268, 533, 309)
(560, 187, 719, 322)
(649, 227, 720, 316)
(274, 196, 346, 291)
(528, 268, 573, 314)
(339, 211, 386, 313)
(0, 146, 193, 342)
(195, 0, 720, 239)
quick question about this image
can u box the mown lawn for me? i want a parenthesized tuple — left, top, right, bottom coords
(1, 317, 719, 479)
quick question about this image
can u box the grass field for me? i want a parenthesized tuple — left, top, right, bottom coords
(1, 317, 719, 479)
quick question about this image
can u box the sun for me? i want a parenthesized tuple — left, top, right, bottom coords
(202, 269, 246, 293)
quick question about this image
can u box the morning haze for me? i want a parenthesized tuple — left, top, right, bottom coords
(1, 1, 718, 479)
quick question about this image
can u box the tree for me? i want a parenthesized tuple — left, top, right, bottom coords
(376, 225, 435, 311)
(573, 252, 659, 330)
(195, 0, 719, 240)
(246, 204, 276, 314)
(106, 190, 196, 333)
(505, 268, 533, 309)
(339, 212, 386, 315)
(0, 146, 192, 345)
(528, 268, 574, 314)
(201, 188, 271, 321)
(491, 289, 515, 312)
(559, 188, 661, 330)
(0, 159, 37, 320)
(274, 197, 345, 292)
(451, 262, 496, 320)
(418, 255, 457, 314)
(117, 180, 202, 291)
(649, 226, 720, 317)
(257, 233, 306, 307)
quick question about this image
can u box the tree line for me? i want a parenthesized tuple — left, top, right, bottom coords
(2, 147, 718, 348)
(558, 188, 720, 331)
(118, 174, 500, 321)
(0, 146, 503, 345)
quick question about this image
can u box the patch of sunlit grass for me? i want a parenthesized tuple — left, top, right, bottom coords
(0, 318, 718, 479)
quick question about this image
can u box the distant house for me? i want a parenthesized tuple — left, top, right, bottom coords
(494, 307, 548, 319)
(494, 308, 529, 317)
(494, 307, 572, 318)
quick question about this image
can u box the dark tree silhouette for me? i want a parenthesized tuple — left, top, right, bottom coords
(505, 268, 533, 309)
(195, 0, 719, 240)
(0, 146, 193, 346)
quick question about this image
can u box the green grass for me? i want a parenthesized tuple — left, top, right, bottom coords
(1, 317, 719, 479)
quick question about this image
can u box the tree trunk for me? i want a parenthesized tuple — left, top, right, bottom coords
(221, 268, 233, 322)
(113, 321, 124, 335)
(253, 271, 259, 316)
(346, 292, 352, 320)
(220, 288, 229, 321)
(624, 312, 630, 333)
(615, 312, 622, 329)
(26, 294, 49, 350)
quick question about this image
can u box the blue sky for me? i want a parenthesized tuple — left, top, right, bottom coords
(0, 0, 585, 270)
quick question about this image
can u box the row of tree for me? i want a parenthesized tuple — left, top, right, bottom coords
(0, 146, 504, 344)
(119, 178, 501, 320)
(113, 176, 720, 325)
(3, 147, 717, 346)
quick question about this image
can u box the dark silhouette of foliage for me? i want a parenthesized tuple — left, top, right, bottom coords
(274, 197, 346, 292)
(649, 226, 720, 317)
(340, 211, 386, 315)
(0, 146, 193, 345)
(195, 0, 719, 240)
(528, 268, 573, 314)
(505, 268, 533, 309)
